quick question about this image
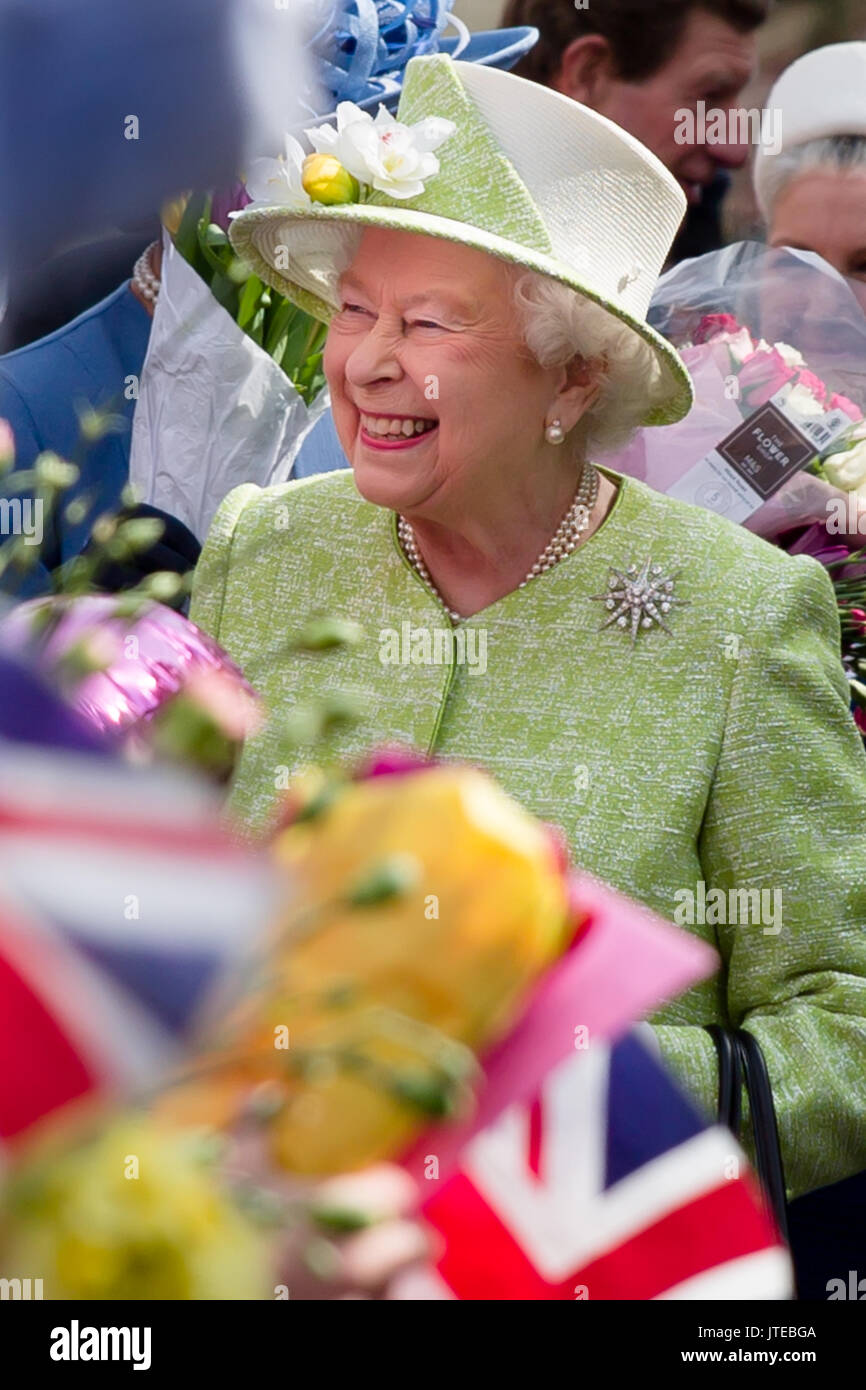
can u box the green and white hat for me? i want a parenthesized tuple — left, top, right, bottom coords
(229, 54, 693, 427)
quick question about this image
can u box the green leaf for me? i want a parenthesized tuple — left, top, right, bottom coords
(248, 304, 266, 346)
(174, 192, 210, 270)
(203, 222, 229, 247)
(237, 274, 264, 330)
(291, 616, 364, 651)
(264, 298, 296, 359)
(308, 1203, 374, 1235)
(114, 516, 165, 553)
(345, 853, 421, 907)
(196, 206, 233, 278)
(208, 272, 241, 314)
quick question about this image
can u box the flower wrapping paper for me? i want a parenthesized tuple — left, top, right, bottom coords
(129, 235, 330, 541)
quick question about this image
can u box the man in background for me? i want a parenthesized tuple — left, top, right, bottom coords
(502, 0, 771, 260)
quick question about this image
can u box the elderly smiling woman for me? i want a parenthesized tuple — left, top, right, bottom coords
(754, 42, 866, 298)
(191, 56, 866, 1200)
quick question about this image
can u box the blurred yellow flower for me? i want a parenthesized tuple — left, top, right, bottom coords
(161, 766, 572, 1175)
(1, 1116, 269, 1300)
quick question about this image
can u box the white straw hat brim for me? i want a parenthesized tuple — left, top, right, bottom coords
(230, 56, 693, 427)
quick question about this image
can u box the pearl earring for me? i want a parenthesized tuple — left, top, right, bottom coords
(545, 418, 565, 445)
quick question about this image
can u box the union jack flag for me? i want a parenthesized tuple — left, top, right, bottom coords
(419, 1033, 790, 1300)
(0, 742, 273, 1146)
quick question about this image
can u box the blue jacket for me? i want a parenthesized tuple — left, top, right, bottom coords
(0, 280, 151, 595)
(293, 407, 347, 481)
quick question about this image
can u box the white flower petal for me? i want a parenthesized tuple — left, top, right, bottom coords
(306, 124, 340, 155)
(774, 341, 805, 368)
(409, 117, 457, 154)
(334, 101, 370, 132)
(372, 176, 425, 199)
(243, 152, 311, 211)
(373, 104, 399, 130)
(340, 123, 383, 182)
(284, 134, 307, 167)
(786, 382, 825, 418)
(414, 152, 440, 180)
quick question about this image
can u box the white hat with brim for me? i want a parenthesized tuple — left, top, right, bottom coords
(229, 55, 694, 428)
(753, 42, 866, 219)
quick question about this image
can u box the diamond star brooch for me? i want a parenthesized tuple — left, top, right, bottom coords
(591, 559, 689, 644)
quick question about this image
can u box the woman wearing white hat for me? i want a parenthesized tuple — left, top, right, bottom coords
(191, 55, 866, 1202)
(754, 42, 866, 295)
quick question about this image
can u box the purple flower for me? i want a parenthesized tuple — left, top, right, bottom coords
(210, 181, 251, 231)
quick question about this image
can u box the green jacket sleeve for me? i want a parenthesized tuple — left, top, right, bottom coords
(189, 484, 262, 642)
(654, 553, 866, 1198)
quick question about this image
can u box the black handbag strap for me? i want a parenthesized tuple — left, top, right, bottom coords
(705, 1024, 789, 1243)
(735, 1029, 789, 1244)
(706, 1023, 743, 1137)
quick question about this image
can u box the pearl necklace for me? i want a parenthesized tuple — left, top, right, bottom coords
(131, 241, 161, 304)
(397, 462, 600, 623)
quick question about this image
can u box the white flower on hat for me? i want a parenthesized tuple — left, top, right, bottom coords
(307, 102, 456, 200)
(240, 134, 312, 214)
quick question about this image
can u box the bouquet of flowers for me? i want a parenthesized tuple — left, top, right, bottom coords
(601, 243, 866, 540)
(0, 563, 783, 1297)
(0, 724, 719, 1298)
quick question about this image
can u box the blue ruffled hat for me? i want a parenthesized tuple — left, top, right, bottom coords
(306, 0, 537, 118)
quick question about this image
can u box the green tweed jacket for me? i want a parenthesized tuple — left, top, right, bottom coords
(191, 467, 866, 1198)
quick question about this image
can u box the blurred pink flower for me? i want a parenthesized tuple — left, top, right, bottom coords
(830, 392, 864, 422)
(736, 348, 796, 407)
(795, 369, 828, 404)
(183, 667, 263, 741)
(693, 313, 743, 344)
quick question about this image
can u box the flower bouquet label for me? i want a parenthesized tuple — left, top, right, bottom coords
(666, 384, 853, 522)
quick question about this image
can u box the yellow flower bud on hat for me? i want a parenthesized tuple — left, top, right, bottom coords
(301, 153, 360, 205)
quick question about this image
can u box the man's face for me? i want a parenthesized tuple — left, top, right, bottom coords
(554, 10, 757, 204)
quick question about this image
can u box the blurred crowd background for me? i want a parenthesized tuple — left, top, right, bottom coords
(455, 0, 866, 240)
(5, 0, 866, 353)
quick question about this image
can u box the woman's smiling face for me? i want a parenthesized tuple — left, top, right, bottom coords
(324, 227, 565, 515)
